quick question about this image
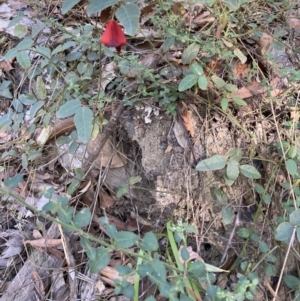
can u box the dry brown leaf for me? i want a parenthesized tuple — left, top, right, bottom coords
(101, 266, 135, 283)
(205, 58, 222, 74)
(8, 1, 28, 10)
(173, 120, 188, 148)
(181, 101, 195, 137)
(32, 271, 45, 299)
(24, 238, 62, 248)
(106, 214, 128, 231)
(232, 62, 249, 79)
(48, 117, 75, 141)
(194, 16, 215, 25)
(79, 179, 91, 194)
(215, 24, 224, 39)
(165, 145, 172, 153)
(178, 246, 203, 264)
(141, 2, 157, 16)
(229, 82, 267, 99)
(99, 189, 115, 208)
(0, 60, 13, 72)
(257, 32, 273, 48)
(33, 229, 42, 239)
(287, 17, 300, 30)
(88, 136, 126, 168)
(171, 3, 185, 16)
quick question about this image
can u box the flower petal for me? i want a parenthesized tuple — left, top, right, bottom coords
(101, 20, 126, 53)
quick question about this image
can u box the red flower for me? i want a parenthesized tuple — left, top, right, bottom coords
(101, 20, 126, 54)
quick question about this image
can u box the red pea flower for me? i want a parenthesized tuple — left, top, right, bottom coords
(101, 20, 127, 54)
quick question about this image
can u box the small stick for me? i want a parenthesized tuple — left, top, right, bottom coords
(83, 102, 124, 176)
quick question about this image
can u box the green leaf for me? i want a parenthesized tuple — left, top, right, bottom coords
(116, 4, 140, 36)
(73, 208, 92, 228)
(5, 48, 18, 60)
(140, 232, 159, 252)
(58, 206, 74, 224)
(283, 275, 300, 289)
(290, 209, 300, 226)
(66, 51, 82, 62)
(162, 37, 175, 52)
(233, 48, 247, 63)
(274, 26, 287, 38)
(14, 24, 28, 38)
(32, 21, 46, 38)
(115, 279, 135, 299)
(4, 174, 23, 189)
(36, 46, 51, 59)
(57, 99, 81, 118)
(30, 101, 45, 118)
(87, 0, 118, 14)
(67, 179, 80, 195)
(221, 98, 228, 110)
(182, 43, 200, 65)
(61, 0, 81, 14)
(138, 263, 153, 277)
(240, 164, 261, 179)
(286, 159, 297, 176)
(19, 94, 37, 105)
(211, 187, 228, 203)
(226, 160, 239, 181)
(114, 231, 139, 248)
(190, 63, 203, 76)
(77, 62, 87, 75)
(17, 51, 31, 69)
(211, 75, 226, 88)
(221, 207, 233, 225)
(8, 14, 24, 27)
(254, 183, 264, 194)
(288, 146, 297, 158)
(297, 228, 300, 243)
(178, 74, 197, 91)
(89, 247, 111, 274)
(264, 263, 276, 276)
(52, 41, 76, 55)
(17, 38, 34, 50)
(233, 97, 247, 106)
(181, 247, 190, 261)
(237, 228, 250, 238)
(228, 148, 243, 161)
(271, 40, 285, 51)
(196, 155, 227, 171)
(117, 184, 128, 198)
(74, 107, 93, 143)
(80, 236, 93, 253)
(259, 241, 270, 253)
(22, 153, 28, 169)
(275, 222, 294, 243)
(262, 194, 271, 204)
(116, 264, 133, 275)
(150, 259, 167, 283)
(106, 224, 118, 238)
(144, 296, 156, 301)
(225, 84, 238, 92)
(188, 261, 206, 277)
(36, 76, 47, 100)
(205, 263, 227, 273)
(198, 75, 208, 90)
(12, 98, 23, 112)
(225, 0, 240, 11)
(42, 201, 55, 213)
(128, 176, 142, 185)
